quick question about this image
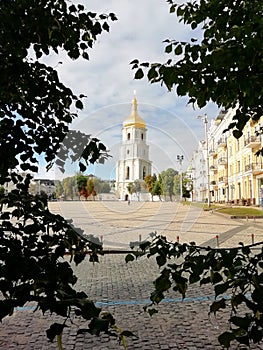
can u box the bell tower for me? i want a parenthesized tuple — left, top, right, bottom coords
(116, 94, 152, 200)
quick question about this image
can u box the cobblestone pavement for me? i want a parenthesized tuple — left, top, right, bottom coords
(1, 202, 263, 349)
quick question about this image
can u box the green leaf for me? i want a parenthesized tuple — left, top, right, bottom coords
(120, 330, 137, 338)
(148, 308, 158, 317)
(102, 22, 109, 32)
(82, 52, 89, 60)
(134, 68, 144, 80)
(130, 59, 139, 64)
(165, 44, 173, 53)
(46, 323, 65, 342)
(211, 271, 223, 284)
(218, 331, 236, 348)
(155, 269, 171, 292)
(88, 317, 110, 336)
(79, 162, 86, 172)
(209, 298, 226, 315)
(156, 254, 166, 267)
(233, 129, 243, 139)
(230, 315, 251, 330)
(250, 325, 263, 343)
(170, 5, 176, 13)
(75, 100, 83, 110)
(251, 288, 263, 307)
(174, 44, 182, 55)
(0, 300, 14, 321)
(215, 282, 229, 297)
(125, 253, 135, 263)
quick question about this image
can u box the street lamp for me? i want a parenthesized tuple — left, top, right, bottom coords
(177, 155, 184, 202)
(197, 114, 211, 208)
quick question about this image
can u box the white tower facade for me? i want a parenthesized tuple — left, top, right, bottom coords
(116, 96, 152, 200)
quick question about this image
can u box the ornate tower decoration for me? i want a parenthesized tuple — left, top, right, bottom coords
(116, 94, 152, 200)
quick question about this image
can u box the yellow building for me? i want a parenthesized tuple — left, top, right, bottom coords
(207, 109, 263, 206)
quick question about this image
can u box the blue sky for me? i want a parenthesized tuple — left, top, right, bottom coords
(37, 0, 220, 180)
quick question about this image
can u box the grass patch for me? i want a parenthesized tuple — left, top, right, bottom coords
(217, 207, 263, 216)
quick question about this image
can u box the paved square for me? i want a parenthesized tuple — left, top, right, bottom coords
(1, 202, 263, 349)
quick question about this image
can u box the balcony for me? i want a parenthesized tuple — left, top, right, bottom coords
(245, 163, 253, 172)
(244, 135, 261, 149)
(210, 165, 217, 172)
(252, 163, 263, 175)
(244, 163, 263, 174)
(217, 138, 227, 148)
(218, 176, 228, 184)
(218, 157, 227, 166)
(209, 149, 217, 157)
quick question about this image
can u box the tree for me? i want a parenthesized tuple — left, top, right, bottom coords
(76, 173, 89, 199)
(127, 180, 142, 201)
(127, 182, 135, 200)
(160, 168, 178, 201)
(151, 180, 162, 201)
(86, 177, 97, 200)
(62, 176, 77, 200)
(0, 1, 134, 347)
(132, 0, 263, 140)
(173, 172, 193, 201)
(93, 177, 111, 194)
(55, 180, 63, 199)
(144, 174, 157, 201)
(182, 173, 193, 200)
(133, 180, 142, 201)
(173, 173, 180, 199)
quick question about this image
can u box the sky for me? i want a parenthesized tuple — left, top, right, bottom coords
(37, 0, 220, 181)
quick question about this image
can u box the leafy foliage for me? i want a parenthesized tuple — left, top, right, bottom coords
(144, 174, 157, 201)
(0, 176, 105, 334)
(127, 235, 263, 348)
(0, 1, 135, 347)
(159, 168, 178, 201)
(127, 179, 142, 200)
(131, 0, 263, 137)
(0, 0, 116, 181)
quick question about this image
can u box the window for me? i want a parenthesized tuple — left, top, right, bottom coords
(141, 133, 144, 140)
(127, 149, 130, 155)
(126, 166, 130, 180)
(143, 166, 146, 179)
(127, 133, 130, 140)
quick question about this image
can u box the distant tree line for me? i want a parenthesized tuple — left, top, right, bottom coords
(127, 168, 193, 202)
(55, 174, 111, 200)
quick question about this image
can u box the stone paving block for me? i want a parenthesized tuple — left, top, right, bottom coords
(2, 203, 263, 349)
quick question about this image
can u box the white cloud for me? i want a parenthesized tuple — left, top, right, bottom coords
(39, 0, 220, 180)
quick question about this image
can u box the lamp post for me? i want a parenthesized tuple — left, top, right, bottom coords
(177, 155, 184, 202)
(197, 114, 210, 208)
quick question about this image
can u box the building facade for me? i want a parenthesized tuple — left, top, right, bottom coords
(115, 95, 152, 201)
(191, 141, 207, 202)
(192, 109, 263, 205)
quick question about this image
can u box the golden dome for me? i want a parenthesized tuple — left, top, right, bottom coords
(123, 95, 146, 129)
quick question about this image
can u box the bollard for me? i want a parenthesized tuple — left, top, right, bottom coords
(246, 215, 248, 222)
(177, 236, 180, 243)
(100, 235, 103, 242)
(139, 234, 142, 242)
(216, 235, 219, 247)
(254, 216, 256, 223)
(251, 233, 255, 244)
